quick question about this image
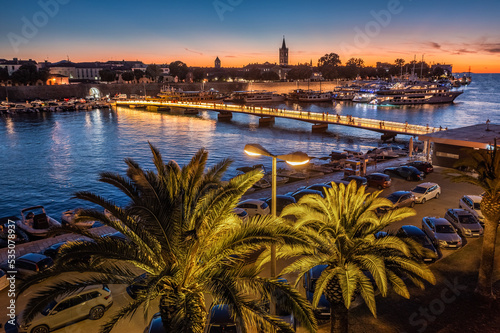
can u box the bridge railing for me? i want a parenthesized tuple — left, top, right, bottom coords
(116, 99, 442, 135)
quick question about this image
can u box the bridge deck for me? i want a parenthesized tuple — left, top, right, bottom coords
(115, 100, 443, 136)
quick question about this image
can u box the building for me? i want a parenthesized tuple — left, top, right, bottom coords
(75, 62, 102, 81)
(279, 36, 288, 66)
(418, 123, 500, 168)
(48, 61, 77, 79)
(215, 57, 221, 69)
(46, 74, 69, 85)
(0, 58, 40, 76)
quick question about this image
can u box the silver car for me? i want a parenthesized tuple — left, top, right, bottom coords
(444, 209, 484, 237)
(17, 285, 113, 333)
(422, 217, 462, 249)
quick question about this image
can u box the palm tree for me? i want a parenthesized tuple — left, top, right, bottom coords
(272, 182, 435, 333)
(18, 143, 317, 333)
(445, 143, 500, 298)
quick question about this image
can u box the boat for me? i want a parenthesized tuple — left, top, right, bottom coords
(225, 91, 285, 103)
(332, 85, 360, 101)
(61, 208, 96, 228)
(287, 89, 333, 102)
(352, 92, 376, 103)
(158, 86, 225, 102)
(16, 206, 61, 238)
(369, 82, 463, 106)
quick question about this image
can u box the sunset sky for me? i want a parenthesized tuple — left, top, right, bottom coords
(1, 0, 499, 73)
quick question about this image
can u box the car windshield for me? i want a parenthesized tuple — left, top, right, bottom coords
(386, 194, 402, 203)
(459, 215, 477, 224)
(260, 202, 269, 210)
(41, 300, 57, 316)
(412, 186, 427, 194)
(416, 235, 433, 246)
(436, 225, 456, 233)
(473, 202, 481, 210)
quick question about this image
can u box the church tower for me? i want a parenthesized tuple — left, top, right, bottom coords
(279, 36, 288, 66)
(214, 56, 221, 69)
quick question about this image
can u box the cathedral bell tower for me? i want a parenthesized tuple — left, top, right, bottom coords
(279, 36, 288, 66)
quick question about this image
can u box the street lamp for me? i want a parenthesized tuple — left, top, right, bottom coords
(244, 143, 310, 278)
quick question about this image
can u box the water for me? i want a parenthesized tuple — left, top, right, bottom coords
(1, 74, 499, 218)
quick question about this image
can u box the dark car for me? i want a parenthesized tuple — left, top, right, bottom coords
(262, 195, 296, 215)
(365, 173, 392, 189)
(397, 225, 439, 262)
(303, 265, 330, 318)
(341, 175, 368, 188)
(306, 183, 332, 197)
(126, 273, 149, 299)
(144, 312, 166, 333)
(287, 189, 324, 202)
(403, 161, 434, 174)
(0, 253, 54, 279)
(384, 166, 424, 181)
(206, 304, 240, 333)
(0, 216, 30, 248)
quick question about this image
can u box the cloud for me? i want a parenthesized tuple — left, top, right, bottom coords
(428, 42, 441, 49)
(184, 48, 203, 55)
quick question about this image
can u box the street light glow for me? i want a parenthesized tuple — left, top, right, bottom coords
(286, 159, 310, 166)
(244, 149, 262, 156)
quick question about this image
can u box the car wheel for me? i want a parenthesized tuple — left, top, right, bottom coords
(421, 198, 426, 204)
(89, 305, 105, 320)
(377, 185, 383, 190)
(32, 325, 50, 333)
(410, 201, 415, 208)
(435, 192, 440, 199)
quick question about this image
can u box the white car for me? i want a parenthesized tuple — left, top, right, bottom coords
(236, 199, 270, 217)
(233, 208, 249, 222)
(410, 182, 441, 204)
(459, 195, 484, 224)
(444, 209, 484, 237)
(422, 217, 462, 249)
(17, 285, 113, 333)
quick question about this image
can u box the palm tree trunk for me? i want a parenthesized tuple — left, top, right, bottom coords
(476, 219, 499, 298)
(159, 292, 206, 332)
(330, 302, 348, 333)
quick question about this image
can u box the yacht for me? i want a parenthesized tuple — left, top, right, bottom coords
(287, 89, 332, 102)
(352, 92, 376, 103)
(332, 85, 361, 101)
(16, 206, 61, 238)
(158, 86, 225, 102)
(225, 91, 285, 103)
(370, 82, 463, 106)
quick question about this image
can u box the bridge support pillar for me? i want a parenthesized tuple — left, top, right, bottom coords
(312, 123, 328, 133)
(259, 117, 275, 126)
(381, 132, 397, 142)
(218, 111, 232, 121)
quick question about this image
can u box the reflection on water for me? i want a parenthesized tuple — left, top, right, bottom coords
(0, 74, 499, 217)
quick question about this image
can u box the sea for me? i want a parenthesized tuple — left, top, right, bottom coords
(1, 74, 499, 218)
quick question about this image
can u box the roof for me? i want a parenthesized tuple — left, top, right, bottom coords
(419, 123, 500, 149)
(281, 36, 287, 49)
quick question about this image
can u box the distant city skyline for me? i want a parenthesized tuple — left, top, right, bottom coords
(1, 0, 499, 73)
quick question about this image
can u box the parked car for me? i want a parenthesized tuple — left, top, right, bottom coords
(410, 182, 441, 204)
(422, 217, 462, 249)
(402, 161, 434, 174)
(0, 253, 53, 280)
(341, 175, 367, 188)
(303, 265, 330, 318)
(236, 199, 270, 217)
(263, 278, 296, 331)
(126, 273, 148, 300)
(305, 184, 332, 197)
(459, 195, 484, 225)
(232, 208, 249, 222)
(287, 189, 324, 202)
(262, 195, 296, 215)
(383, 166, 424, 181)
(386, 191, 416, 209)
(397, 225, 439, 262)
(205, 304, 241, 333)
(444, 209, 484, 237)
(17, 285, 113, 333)
(0, 268, 8, 291)
(365, 173, 392, 189)
(144, 312, 166, 333)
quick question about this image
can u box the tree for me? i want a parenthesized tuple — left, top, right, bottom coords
(145, 64, 162, 82)
(346, 57, 364, 68)
(261, 70, 280, 81)
(317, 53, 341, 68)
(99, 69, 116, 82)
(0, 67, 9, 82)
(11, 63, 39, 85)
(394, 58, 405, 76)
(121, 71, 135, 82)
(192, 68, 206, 82)
(18, 144, 317, 333)
(277, 182, 436, 333)
(168, 61, 188, 81)
(320, 65, 338, 80)
(287, 65, 313, 81)
(133, 69, 144, 81)
(244, 68, 262, 81)
(445, 143, 500, 298)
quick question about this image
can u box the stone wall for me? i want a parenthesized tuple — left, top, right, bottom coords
(0, 81, 342, 101)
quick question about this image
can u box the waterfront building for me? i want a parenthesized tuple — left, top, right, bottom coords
(279, 36, 288, 66)
(46, 74, 69, 85)
(0, 58, 40, 76)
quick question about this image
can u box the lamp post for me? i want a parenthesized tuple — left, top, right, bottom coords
(244, 143, 310, 277)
